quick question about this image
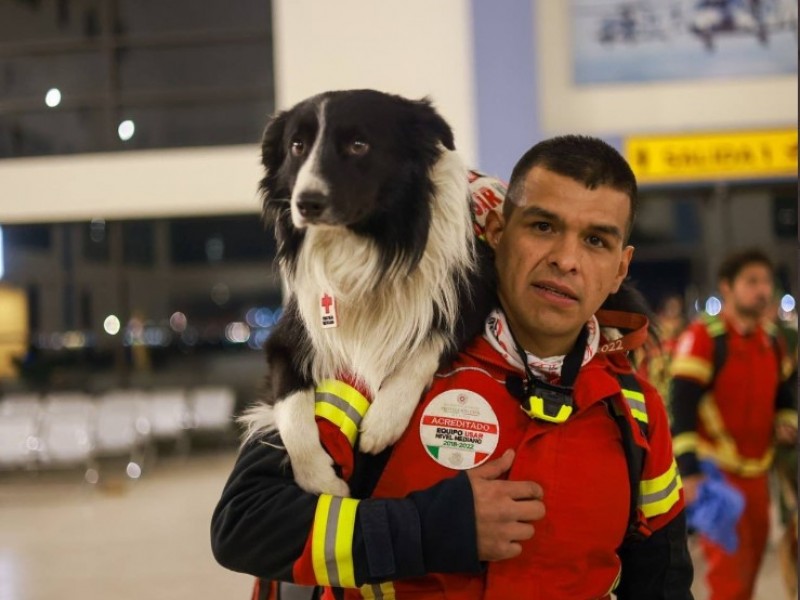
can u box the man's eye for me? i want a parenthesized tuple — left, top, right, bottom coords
(587, 235, 605, 248)
(345, 140, 370, 157)
(290, 140, 306, 156)
(531, 221, 551, 232)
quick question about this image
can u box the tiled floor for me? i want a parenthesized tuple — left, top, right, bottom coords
(0, 450, 792, 600)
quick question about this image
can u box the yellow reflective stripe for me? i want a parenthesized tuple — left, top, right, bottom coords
(314, 402, 360, 446)
(312, 495, 333, 586)
(621, 388, 648, 424)
(361, 582, 396, 600)
(781, 356, 794, 380)
(641, 458, 680, 496)
(670, 355, 713, 384)
(314, 379, 371, 447)
(311, 494, 360, 588)
(672, 432, 699, 456)
(697, 441, 775, 477)
(640, 460, 682, 518)
(776, 409, 798, 429)
(698, 395, 729, 440)
(317, 379, 371, 416)
(704, 319, 726, 337)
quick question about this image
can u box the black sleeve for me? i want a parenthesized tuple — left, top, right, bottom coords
(210, 435, 482, 584)
(669, 378, 706, 477)
(616, 510, 695, 600)
(775, 376, 797, 412)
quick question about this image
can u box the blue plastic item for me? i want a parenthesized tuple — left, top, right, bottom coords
(685, 460, 745, 553)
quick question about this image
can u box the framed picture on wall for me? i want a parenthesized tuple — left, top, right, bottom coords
(571, 0, 798, 84)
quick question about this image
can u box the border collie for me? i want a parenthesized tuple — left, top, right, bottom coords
(241, 90, 494, 495)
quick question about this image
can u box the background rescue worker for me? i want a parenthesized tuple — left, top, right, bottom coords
(670, 248, 797, 600)
(211, 135, 694, 599)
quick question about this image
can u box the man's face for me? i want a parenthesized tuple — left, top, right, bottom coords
(485, 166, 634, 357)
(721, 263, 773, 319)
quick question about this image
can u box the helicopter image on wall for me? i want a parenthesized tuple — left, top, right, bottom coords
(594, 0, 796, 52)
(688, 0, 794, 50)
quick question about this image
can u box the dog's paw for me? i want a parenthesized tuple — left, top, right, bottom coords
(358, 402, 410, 454)
(292, 453, 350, 497)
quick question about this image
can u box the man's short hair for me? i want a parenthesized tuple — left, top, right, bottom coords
(717, 248, 774, 284)
(505, 135, 638, 242)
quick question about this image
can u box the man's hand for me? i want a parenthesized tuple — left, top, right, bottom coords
(467, 449, 545, 561)
(775, 422, 797, 445)
(681, 473, 705, 505)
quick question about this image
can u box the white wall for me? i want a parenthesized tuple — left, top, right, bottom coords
(0, 145, 263, 224)
(536, 1, 798, 136)
(272, 0, 477, 164)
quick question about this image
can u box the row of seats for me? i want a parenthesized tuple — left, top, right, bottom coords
(0, 386, 237, 471)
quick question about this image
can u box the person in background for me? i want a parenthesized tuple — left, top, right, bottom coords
(211, 135, 694, 599)
(635, 294, 686, 419)
(670, 248, 797, 600)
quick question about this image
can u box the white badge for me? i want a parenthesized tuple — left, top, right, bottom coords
(319, 293, 338, 328)
(419, 389, 500, 470)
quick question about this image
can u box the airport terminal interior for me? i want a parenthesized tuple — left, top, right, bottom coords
(0, 1, 797, 599)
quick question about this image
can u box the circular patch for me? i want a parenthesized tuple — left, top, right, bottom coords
(419, 389, 500, 470)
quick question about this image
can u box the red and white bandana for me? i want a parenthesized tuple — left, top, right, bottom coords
(483, 309, 600, 383)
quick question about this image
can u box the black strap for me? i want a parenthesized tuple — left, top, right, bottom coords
(508, 321, 589, 389)
(611, 372, 650, 542)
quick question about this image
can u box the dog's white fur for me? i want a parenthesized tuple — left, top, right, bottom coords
(241, 148, 474, 495)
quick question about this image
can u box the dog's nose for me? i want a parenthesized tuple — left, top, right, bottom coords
(296, 192, 327, 219)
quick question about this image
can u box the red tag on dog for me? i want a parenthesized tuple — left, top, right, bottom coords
(320, 293, 338, 328)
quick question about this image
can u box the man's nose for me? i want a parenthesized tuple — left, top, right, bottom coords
(547, 235, 580, 273)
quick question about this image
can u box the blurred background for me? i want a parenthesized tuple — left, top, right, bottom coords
(0, 1, 796, 599)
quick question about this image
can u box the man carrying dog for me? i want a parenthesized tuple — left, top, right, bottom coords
(212, 135, 693, 599)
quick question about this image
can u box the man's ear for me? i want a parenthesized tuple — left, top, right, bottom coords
(484, 209, 505, 251)
(611, 245, 634, 293)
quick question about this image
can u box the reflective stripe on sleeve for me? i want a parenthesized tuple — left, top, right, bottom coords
(670, 355, 713, 384)
(311, 494, 360, 588)
(672, 432, 699, 457)
(361, 581, 396, 600)
(314, 379, 371, 446)
(621, 387, 648, 424)
(639, 459, 682, 518)
(776, 409, 798, 429)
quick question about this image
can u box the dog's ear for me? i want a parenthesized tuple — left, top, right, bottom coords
(414, 97, 455, 151)
(259, 110, 289, 198)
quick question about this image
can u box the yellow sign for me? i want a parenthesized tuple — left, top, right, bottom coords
(625, 129, 797, 184)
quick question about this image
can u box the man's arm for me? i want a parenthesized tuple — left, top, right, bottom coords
(615, 511, 694, 600)
(210, 435, 482, 586)
(211, 436, 544, 587)
(669, 324, 715, 501)
(618, 376, 694, 599)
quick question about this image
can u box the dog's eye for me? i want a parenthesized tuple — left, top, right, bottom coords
(345, 140, 370, 157)
(290, 140, 306, 157)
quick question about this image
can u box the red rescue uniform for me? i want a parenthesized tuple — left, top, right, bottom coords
(671, 313, 796, 600)
(292, 336, 684, 599)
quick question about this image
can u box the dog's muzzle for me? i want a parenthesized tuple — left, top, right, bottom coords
(295, 191, 328, 222)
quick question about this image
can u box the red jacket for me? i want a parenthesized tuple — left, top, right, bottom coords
(293, 336, 685, 599)
(670, 313, 795, 477)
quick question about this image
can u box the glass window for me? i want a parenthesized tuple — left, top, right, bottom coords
(3, 224, 52, 250)
(123, 220, 154, 266)
(0, 0, 274, 158)
(169, 214, 274, 264)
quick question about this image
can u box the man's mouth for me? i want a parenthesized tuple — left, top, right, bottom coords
(533, 283, 578, 301)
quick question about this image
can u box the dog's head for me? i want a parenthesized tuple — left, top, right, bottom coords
(259, 89, 455, 248)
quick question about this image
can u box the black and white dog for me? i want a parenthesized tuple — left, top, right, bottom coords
(242, 90, 494, 495)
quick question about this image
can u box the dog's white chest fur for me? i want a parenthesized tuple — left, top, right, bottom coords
(288, 149, 474, 396)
